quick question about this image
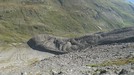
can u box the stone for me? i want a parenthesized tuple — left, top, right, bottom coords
(119, 69, 128, 75)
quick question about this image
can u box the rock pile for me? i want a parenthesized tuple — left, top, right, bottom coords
(27, 27, 134, 54)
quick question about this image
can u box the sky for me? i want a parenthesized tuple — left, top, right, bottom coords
(127, 0, 134, 3)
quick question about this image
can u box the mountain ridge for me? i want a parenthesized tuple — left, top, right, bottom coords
(0, 0, 134, 43)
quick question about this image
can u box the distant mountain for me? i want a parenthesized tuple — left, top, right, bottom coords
(0, 0, 134, 43)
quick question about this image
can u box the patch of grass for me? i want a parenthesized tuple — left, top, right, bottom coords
(86, 57, 134, 67)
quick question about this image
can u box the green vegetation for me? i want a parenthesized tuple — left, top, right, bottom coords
(0, 0, 134, 43)
(86, 57, 134, 67)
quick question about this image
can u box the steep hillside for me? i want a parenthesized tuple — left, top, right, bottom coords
(0, 0, 134, 43)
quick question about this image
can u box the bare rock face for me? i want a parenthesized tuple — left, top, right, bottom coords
(27, 27, 134, 54)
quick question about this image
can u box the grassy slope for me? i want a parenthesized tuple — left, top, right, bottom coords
(0, 0, 134, 43)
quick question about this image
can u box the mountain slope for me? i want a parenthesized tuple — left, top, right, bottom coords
(0, 0, 134, 43)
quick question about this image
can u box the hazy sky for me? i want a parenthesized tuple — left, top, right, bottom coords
(128, 0, 134, 3)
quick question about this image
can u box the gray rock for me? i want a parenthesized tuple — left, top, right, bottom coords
(119, 69, 128, 75)
(27, 27, 134, 54)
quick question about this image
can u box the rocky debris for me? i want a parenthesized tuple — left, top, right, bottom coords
(98, 27, 134, 45)
(51, 71, 63, 75)
(5, 42, 132, 75)
(119, 69, 128, 75)
(27, 27, 134, 54)
(1, 27, 134, 75)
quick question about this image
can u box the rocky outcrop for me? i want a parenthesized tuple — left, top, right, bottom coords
(27, 34, 101, 54)
(27, 27, 134, 54)
(27, 34, 69, 54)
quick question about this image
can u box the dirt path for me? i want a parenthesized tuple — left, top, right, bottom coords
(0, 44, 54, 74)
